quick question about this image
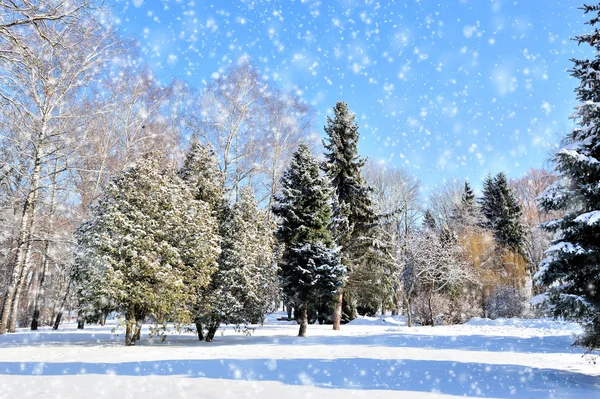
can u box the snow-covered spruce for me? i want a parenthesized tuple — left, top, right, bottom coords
(322, 101, 395, 328)
(273, 143, 345, 337)
(536, 4, 600, 351)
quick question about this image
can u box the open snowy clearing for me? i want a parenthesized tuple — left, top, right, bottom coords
(0, 313, 598, 399)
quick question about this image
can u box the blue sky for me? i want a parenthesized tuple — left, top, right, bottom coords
(111, 0, 588, 192)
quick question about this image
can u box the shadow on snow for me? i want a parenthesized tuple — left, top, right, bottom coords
(0, 329, 581, 355)
(0, 358, 597, 398)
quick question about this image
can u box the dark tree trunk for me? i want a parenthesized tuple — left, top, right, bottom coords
(77, 319, 84, 329)
(125, 323, 133, 346)
(99, 312, 107, 327)
(332, 290, 343, 330)
(52, 280, 71, 331)
(133, 321, 142, 342)
(205, 324, 218, 342)
(205, 317, 219, 342)
(298, 304, 308, 337)
(287, 305, 292, 320)
(52, 312, 63, 331)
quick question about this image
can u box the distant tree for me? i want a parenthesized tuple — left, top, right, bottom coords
(423, 210, 437, 231)
(273, 143, 344, 337)
(400, 228, 473, 327)
(479, 172, 525, 253)
(536, 4, 600, 351)
(511, 168, 558, 295)
(73, 155, 220, 345)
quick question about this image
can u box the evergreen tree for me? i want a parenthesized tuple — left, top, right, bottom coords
(423, 210, 437, 231)
(536, 4, 600, 350)
(479, 172, 524, 252)
(179, 137, 227, 340)
(199, 186, 278, 342)
(178, 135, 224, 210)
(450, 181, 478, 233)
(462, 181, 475, 208)
(273, 143, 345, 337)
(73, 154, 220, 345)
(322, 101, 381, 329)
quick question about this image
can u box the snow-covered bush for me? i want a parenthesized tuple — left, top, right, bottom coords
(447, 291, 483, 324)
(485, 285, 525, 319)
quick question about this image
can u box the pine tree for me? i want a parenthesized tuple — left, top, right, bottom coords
(322, 101, 380, 329)
(273, 143, 345, 337)
(536, 4, 600, 350)
(73, 154, 221, 345)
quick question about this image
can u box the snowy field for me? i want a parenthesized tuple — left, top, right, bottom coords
(0, 313, 598, 399)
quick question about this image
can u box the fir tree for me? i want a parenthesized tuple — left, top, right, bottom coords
(273, 143, 345, 337)
(536, 4, 600, 350)
(73, 154, 220, 345)
(322, 101, 381, 329)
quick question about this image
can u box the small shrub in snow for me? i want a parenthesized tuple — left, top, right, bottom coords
(485, 286, 525, 320)
(447, 291, 483, 324)
(412, 292, 450, 326)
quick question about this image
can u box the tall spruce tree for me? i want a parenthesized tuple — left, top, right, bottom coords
(273, 143, 344, 337)
(479, 172, 524, 252)
(322, 101, 381, 329)
(73, 154, 220, 345)
(536, 4, 600, 351)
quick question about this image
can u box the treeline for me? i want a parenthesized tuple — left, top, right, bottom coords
(2, 0, 597, 350)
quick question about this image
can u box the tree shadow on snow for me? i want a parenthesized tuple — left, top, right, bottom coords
(0, 358, 597, 398)
(0, 328, 581, 355)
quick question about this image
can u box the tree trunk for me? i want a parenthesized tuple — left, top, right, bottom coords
(205, 321, 218, 342)
(405, 296, 412, 327)
(332, 290, 343, 330)
(4, 147, 45, 333)
(125, 323, 133, 346)
(31, 158, 58, 331)
(52, 280, 71, 330)
(287, 305, 292, 320)
(298, 304, 308, 337)
(195, 320, 204, 341)
(77, 318, 84, 329)
(133, 321, 142, 342)
(125, 307, 135, 346)
(428, 287, 435, 327)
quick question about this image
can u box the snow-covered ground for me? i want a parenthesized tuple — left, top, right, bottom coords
(0, 312, 598, 398)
